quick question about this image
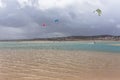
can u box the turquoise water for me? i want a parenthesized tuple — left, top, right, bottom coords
(0, 42, 120, 53)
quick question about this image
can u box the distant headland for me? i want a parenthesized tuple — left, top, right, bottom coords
(0, 35, 120, 41)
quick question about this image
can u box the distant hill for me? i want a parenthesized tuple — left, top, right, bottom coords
(0, 35, 120, 41)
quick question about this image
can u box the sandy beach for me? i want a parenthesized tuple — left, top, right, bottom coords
(110, 44, 120, 46)
(0, 49, 120, 80)
(15, 40, 120, 43)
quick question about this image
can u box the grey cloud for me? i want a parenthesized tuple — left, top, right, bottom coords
(0, 0, 120, 40)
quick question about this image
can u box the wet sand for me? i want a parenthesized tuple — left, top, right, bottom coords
(111, 44, 120, 46)
(0, 49, 120, 80)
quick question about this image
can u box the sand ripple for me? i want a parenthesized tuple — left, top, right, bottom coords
(0, 50, 120, 80)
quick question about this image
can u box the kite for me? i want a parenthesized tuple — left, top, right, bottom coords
(42, 23, 46, 27)
(54, 19, 59, 23)
(94, 9, 102, 16)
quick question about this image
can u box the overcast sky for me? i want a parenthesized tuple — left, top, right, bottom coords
(0, 0, 120, 40)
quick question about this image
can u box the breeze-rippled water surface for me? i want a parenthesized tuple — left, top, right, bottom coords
(0, 41, 120, 53)
(0, 41, 120, 80)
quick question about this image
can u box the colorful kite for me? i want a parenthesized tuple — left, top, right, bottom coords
(94, 9, 102, 16)
(42, 23, 46, 27)
(54, 19, 59, 23)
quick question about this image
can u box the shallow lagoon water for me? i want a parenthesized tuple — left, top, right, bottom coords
(0, 41, 120, 53)
(0, 42, 120, 80)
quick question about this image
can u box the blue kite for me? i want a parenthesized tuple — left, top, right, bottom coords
(54, 19, 59, 23)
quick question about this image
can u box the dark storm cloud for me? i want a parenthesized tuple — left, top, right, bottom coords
(0, 0, 120, 39)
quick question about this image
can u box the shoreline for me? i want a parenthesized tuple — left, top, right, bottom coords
(0, 40, 119, 43)
(0, 41, 120, 54)
(110, 44, 120, 46)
